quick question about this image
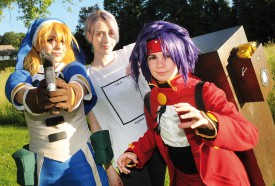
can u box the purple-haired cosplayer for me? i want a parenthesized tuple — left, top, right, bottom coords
(117, 21, 259, 186)
(130, 20, 198, 84)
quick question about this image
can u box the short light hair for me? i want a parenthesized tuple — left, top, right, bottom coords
(84, 9, 119, 44)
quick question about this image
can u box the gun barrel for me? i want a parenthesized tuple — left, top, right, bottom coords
(40, 51, 56, 92)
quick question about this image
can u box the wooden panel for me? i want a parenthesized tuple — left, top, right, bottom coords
(241, 101, 275, 186)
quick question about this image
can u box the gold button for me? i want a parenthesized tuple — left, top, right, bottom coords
(157, 93, 167, 105)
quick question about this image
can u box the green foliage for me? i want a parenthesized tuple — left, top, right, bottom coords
(0, 32, 25, 49)
(1, 0, 275, 46)
(0, 0, 13, 21)
(103, 0, 235, 48)
(232, 0, 275, 43)
(0, 0, 81, 27)
(104, 0, 150, 48)
(74, 4, 100, 63)
(0, 60, 15, 70)
(17, 0, 52, 26)
(264, 41, 275, 121)
(75, 4, 100, 34)
(103, 0, 275, 47)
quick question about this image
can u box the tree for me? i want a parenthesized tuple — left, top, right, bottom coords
(0, 0, 80, 27)
(104, 0, 146, 48)
(74, 4, 100, 64)
(202, 0, 234, 34)
(103, 0, 234, 44)
(73, 0, 273, 62)
(0, 31, 25, 49)
(232, 0, 274, 43)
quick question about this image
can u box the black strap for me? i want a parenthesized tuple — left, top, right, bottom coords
(155, 105, 166, 134)
(144, 91, 164, 133)
(195, 81, 205, 112)
(45, 116, 65, 127)
(195, 82, 218, 137)
(144, 91, 151, 115)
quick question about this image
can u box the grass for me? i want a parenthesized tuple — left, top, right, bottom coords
(264, 41, 275, 120)
(0, 67, 29, 185)
(0, 67, 25, 126)
(0, 126, 29, 186)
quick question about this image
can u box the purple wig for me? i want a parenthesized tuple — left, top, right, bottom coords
(130, 21, 198, 83)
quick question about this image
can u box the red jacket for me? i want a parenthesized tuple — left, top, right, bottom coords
(127, 75, 259, 186)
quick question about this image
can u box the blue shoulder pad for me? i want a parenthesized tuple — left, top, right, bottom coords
(5, 70, 32, 103)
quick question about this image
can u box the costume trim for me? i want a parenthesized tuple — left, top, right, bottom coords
(147, 39, 162, 54)
(70, 74, 92, 101)
(32, 20, 62, 47)
(195, 111, 218, 139)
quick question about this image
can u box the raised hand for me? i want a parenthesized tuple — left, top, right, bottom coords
(174, 103, 215, 130)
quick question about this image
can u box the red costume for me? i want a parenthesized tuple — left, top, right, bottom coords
(127, 75, 259, 186)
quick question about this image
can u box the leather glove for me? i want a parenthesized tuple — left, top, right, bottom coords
(24, 79, 54, 114)
(48, 78, 84, 112)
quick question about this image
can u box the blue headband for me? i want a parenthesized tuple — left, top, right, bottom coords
(15, 18, 85, 70)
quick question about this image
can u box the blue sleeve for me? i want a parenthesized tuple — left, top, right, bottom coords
(5, 70, 32, 103)
(62, 62, 97, 115)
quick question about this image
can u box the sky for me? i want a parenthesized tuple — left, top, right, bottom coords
(0, 0, 103, 35)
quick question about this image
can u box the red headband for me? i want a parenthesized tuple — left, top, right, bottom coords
(147, 39, 162, 54)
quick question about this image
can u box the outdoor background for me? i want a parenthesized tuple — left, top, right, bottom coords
(0, 0, 275, 185)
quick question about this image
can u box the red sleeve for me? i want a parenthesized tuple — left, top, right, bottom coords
(202, 82, 259, 151)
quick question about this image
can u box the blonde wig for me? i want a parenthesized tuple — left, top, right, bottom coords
(24, 22, 79, 75)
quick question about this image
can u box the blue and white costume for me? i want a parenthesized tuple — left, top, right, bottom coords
(5, 18, 108, 186)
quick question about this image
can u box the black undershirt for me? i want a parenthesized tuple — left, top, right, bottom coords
(168, 146, 198, 174)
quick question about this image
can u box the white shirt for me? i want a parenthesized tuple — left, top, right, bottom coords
(159, 105, 190, 147)
(87, 43, 150, 167)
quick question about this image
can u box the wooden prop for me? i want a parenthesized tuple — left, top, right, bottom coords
(192, 26, 275, 186)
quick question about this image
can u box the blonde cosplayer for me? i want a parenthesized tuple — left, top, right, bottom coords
(5, 18, 107, 186)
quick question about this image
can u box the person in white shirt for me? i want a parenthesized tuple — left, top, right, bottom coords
(85, 9, 166, 186)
